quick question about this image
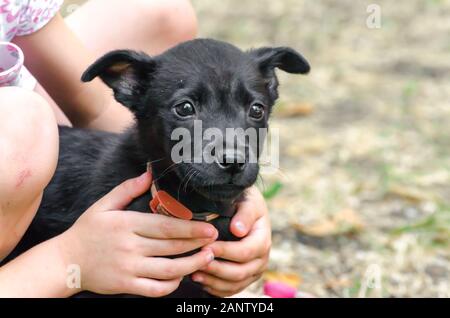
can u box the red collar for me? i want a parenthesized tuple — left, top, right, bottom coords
(148, 163, 220, 222)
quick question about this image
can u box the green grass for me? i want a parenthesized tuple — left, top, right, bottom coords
(391, 202, 450, 247)
(262, 181, 284, 200)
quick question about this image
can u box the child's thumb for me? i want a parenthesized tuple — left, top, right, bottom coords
(89, 171, 152, 212)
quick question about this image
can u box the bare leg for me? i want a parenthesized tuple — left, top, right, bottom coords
(0, 87, 59, 260)
(65, 0, 197, 56)
(34, 84, 72, 127)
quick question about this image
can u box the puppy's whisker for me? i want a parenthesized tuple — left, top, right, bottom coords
(185, 170, 199, 193)
(177, 167, 193, 199)
(177, 167, 190, 190)
(146, 157, 165, 166)
(273, 168, 290, 181)
(257, 174, 267, 192)
(259, 164, 289, 181)
(181, 169, 193, 193)
(191, 171, 199, 188)
(183, 171, 193, 193)
(154, 162, 180, 182)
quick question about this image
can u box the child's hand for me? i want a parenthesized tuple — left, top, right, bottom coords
(60, 172, 217, 297)
(192, 186, 271, 297)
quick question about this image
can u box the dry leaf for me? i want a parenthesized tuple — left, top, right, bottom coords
(293, 209, 365, 237)
(293, 219, 338, 237)
(388, 185, 434, 203)
(334, 209, 365, 229)
(276, 102, 314, 118)
(325, 277, 352, 290)
(263, 271, 302, 288)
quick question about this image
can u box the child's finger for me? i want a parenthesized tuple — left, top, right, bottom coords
(90, 171, 152, 211)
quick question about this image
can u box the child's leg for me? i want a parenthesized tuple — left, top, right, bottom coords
(65, 0, 197, 56)
(34, 84, 72, 127)
(0, 88, 59, 260)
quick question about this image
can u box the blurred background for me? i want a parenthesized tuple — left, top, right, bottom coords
(63, 0, 450, 297)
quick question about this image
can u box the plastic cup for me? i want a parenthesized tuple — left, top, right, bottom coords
(0, 42, 24, 87)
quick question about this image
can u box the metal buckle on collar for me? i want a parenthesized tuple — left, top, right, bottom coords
(191, 212, 220, 222)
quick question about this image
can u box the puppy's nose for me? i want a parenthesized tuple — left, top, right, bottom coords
(216, 152, 246, 174)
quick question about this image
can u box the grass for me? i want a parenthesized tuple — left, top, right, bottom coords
(401, 80, 420, 111)
(262, 181, 284, 200)
(391, 202, 450, 247)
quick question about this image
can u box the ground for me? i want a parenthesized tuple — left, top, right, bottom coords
(62, 0, 450, 297)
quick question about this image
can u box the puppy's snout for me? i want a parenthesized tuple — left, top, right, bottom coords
(215, 150, 246, 174)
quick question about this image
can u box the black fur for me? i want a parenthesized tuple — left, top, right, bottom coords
(4, 39, 309, 297)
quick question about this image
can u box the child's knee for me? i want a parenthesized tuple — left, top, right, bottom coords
(0, 87, 58, 210)
(140, 0, 198, 43)
(0, 87, 59, 258)
(0, 87, 55, 122)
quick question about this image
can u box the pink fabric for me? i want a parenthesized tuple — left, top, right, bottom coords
(0, 0, 64, 41)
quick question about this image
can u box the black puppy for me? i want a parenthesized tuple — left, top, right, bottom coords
(6, 39, 310, 297)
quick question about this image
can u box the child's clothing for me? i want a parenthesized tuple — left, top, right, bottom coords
(0, 0, 64, 89)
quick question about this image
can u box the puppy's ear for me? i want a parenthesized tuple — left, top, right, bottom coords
(82, 50, 155, 112)
(249, 47, 310, 75)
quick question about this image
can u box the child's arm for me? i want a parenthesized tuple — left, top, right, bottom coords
(13, 14, 134, 132)
(0, 234, 80, 297)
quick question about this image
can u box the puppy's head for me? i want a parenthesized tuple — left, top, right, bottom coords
(82, 39, 309, 201)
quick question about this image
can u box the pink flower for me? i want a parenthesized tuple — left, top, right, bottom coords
(263, 282, 297, 298)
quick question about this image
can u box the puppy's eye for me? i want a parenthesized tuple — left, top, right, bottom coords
(174, 102, 196, 117)
(249, 104, 265, 120)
